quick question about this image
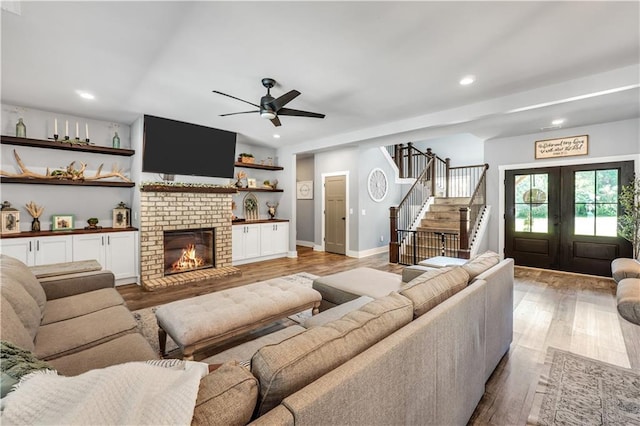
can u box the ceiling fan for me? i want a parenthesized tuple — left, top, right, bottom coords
(213, 78, 325, 127)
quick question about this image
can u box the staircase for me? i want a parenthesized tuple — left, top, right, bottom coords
(388, 143, 489, 265)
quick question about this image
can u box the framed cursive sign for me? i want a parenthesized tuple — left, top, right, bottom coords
(535, 135, 588, 159)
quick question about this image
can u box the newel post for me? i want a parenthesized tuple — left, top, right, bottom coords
(445, 158, 451, 197)
(407, 142, 414, 178)
(389, 206, 399, 263)
(458, 207, 470, 259)
(395, 144, 404, 178)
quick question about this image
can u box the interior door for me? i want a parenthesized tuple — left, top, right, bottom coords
(505, 168, 560, 269)
(505, 161, 634, 276)
(325, 175, 346, 255)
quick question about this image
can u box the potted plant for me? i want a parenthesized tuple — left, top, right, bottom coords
(238, 153, 254, 164)
(619, 177, 640, 259)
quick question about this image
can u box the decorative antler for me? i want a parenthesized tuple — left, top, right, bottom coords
(0, 150, 58, 179)
(84, 163, 131, 182)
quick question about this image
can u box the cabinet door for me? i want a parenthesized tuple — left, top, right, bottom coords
(72, 234, 107, 267)
(273, 222, 289, 254)
(244, 225, 261, 259)
(35, 235, 72, 265)
(105, 232, 137, 283)
(232, 226, 246, 262)
(0, 238, 35, 265)
(260, 224, 276, 256)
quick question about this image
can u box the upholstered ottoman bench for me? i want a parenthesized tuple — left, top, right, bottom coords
(312, 267, 402, 310)
(155, 278, 321, 359)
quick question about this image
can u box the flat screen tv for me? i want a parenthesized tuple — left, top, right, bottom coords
(142, 114, 237, 179)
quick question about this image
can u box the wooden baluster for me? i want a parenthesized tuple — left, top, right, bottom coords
(389, 206, 399, 263)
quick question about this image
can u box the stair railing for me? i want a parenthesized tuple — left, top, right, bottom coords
(458, 164, 489, 258)
(387, 142, 434, 179)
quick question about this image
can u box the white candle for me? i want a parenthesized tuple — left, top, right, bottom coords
(75, 122, 79, 138)
(65, 120, 69, 137)
(85, 123, 89, 139)
(54, 119, 58, 135)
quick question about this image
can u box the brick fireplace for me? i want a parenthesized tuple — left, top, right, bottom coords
(139, 186, 239, 291)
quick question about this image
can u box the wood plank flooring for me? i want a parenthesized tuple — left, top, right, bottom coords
(117, 247, 640, 424)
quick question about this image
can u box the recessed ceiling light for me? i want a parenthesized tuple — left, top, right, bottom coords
(76, 90, 95, 100)
(459, 75, 475, 86)
(273, 134, 281, 139)
(551, 119, 565, 126)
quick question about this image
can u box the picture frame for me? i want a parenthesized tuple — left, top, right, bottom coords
(297, 181, 313, 200)
(51, 214, 74, 231)
(113, 206, 130, 229)
(535, 135, 588, 159)
(0, 211, 20, 235)
(247, 178, 257, 188)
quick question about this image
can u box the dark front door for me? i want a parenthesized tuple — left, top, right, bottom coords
(505, 161, 633, 276)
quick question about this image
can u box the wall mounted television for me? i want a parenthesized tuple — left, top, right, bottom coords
(142, 114, 237, 179)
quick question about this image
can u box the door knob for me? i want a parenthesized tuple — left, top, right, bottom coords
(342, 217, 345, 220)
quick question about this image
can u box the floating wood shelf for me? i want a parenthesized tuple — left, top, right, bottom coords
(1, 136, 135, 156)
(234, 162, 283, 171)
(237, 187, 284, 193)
(0, 177, 135, 187)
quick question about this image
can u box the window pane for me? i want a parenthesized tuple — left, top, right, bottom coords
(531, 203, 548, 233)
(575, 203, 595, 236)
(515, 175, 531, 204)
(575, 171, 595, 204)
(515, 204, 531, 232)
(595, 203, 617, 236)
(596, 169, 618, 203)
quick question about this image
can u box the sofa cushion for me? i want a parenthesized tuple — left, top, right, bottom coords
(1, 271, 42, 340)
(41, 288, 125, 325)
(191, 361, 259, 426)
(35, 305, 137, 360)
(611, 258, 640, 283)
(0, 340, 54, 397)
(251, 292, 413, 416)
(303, 296, 374, 329)
(462, 251, 500, 281)
(47, 333, 159, 376)
(616, 278, 640, 325)
(1, 296, 35, 352)
(400, 267, 470, 318)
(1, 254, 46, 312)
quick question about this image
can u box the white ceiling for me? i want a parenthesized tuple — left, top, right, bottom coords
(2, 1, 639, 152)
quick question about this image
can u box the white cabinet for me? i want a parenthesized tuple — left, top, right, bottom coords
(232, 224, 261, 263)
(232, 221, 289, 265)
(72, 231, 137, 285)
(0, 235, 72, 266)
(260, 222, 289, 256)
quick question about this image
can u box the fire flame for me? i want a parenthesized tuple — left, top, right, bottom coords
(171, 244, 205, 272)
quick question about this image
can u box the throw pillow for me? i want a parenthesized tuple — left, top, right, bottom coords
(0, 340, 54, 397)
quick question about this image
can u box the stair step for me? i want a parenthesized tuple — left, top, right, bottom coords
(416, 227, 460, 234)
(433, 197, 471, 205)
(424, 211, 459, 220)
(420, 219, 460, 229)
(428, 204, 468, 213)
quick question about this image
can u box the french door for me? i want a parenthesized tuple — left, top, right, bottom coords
(505, 161, 633, 276)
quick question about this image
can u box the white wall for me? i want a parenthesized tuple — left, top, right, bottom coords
(413, 133, 484, 166)
(484, 118, 640, 254)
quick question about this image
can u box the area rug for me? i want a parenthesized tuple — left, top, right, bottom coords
(527, 347, 640, 425)
(132, 272, 318, 355)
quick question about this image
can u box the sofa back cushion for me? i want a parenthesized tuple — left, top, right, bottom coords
(251, 292, 413, 416)
(1, 255, 46, 312)
(1, 297, 35, 352)
(462, 251, 500, 281)
(400, 267, 470, 318)
(1, 272, 42, 341)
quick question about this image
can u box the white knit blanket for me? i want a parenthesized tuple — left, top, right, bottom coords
(1, 361, 206, 425)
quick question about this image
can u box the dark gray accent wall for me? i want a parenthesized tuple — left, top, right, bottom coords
(296, 155, 315, 244)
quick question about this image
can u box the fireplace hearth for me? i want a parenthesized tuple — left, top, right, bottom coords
(164, 228, 214, 275)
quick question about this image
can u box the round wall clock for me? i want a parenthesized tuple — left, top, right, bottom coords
(367, 168, 388, 202)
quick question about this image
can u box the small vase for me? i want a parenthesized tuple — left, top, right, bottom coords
(112, 132, 121, 148)
(31, 217, 40, 232)
(16, 118, 26, 138)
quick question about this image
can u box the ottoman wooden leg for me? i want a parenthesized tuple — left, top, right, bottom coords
(158, 326, 167, 357)
(182, 346, 195, 361)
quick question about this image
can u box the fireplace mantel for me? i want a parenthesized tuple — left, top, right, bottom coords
(140, 183, 237, 194)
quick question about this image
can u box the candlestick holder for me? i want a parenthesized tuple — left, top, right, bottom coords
(64, 136, 69, 141)
(85, 138, 90, 143)
(53, 134, 59, 141)
(75, 137, 80, 141)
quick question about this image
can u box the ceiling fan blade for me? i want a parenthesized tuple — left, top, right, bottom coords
(267, 90, 301, 111)
(270, 116, 282, 127)
(212, 90, 260, 108)
(219, 110, 259, 117)
(278, 107, 325, 119)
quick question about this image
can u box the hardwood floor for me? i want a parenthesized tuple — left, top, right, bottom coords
(117, 247, 640, 424)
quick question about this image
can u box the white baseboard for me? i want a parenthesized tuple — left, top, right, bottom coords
(287, 250, 298, 258)
(347, 245, 389, 259)
(313, 245, 324, 252)
(296, 240, 315, 248)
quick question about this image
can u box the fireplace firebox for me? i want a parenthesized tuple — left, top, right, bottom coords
(163, 228, 215, 275)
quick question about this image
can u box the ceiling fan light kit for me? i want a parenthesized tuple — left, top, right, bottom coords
(213, 78, 325, 127)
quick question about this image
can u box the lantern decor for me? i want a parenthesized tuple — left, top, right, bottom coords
(1, 201, 20, 235)
(112, 201, 131, 229)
